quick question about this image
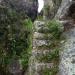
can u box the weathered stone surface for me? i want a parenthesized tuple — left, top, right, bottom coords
(33, 32, 45, 39)
(29, 62, 53, 75)
(33, 39, 49, 47)
(29, 20, 53, 75)
(36, 63, 53, 71)
(34, 21, 45, 31)
(32, 49, 50, 56)
(57, 1, 75, 75)
(59, 28, 75, 75)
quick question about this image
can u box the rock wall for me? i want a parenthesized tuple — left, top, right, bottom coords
(0, 0, 38, 21)
(59, 28, 75, 75)
(56, 0, 75, 75)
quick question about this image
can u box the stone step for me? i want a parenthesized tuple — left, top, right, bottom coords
(31, 49, 52, 63)
(33, 32, 53, 40)
(32, 49, 50, 57)
(29, 62, 53, 75)
(35, 63, 54, 72)
(33, 46, 50, 50)
(33, 32, 45, 39)
(36, 45, 51, 51)
(33, 39, 50, 47)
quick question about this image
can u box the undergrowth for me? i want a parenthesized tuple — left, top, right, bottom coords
(0, 6, 32, 74)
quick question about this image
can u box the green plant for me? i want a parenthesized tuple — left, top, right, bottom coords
(47, 19, 63, 39)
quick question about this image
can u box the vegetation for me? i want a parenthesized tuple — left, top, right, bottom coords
(36, 48, 60, 63)
(47, 19, 63, 39)
(0, 1, 64, 75)
(38, 19, 64, 39)
(0, 6, 32, 74)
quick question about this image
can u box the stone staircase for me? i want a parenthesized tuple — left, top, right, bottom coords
(28, 20, 54, 75)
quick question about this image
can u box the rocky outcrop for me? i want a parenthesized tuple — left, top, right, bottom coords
(59, 28, 75, 75)
(55, 0, 75, 75)
(0, 0, 38, 21)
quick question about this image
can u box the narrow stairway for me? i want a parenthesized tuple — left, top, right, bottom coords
(29, 20, 54, 75)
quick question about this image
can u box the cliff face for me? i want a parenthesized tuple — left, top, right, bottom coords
(55, 0, 75, 75)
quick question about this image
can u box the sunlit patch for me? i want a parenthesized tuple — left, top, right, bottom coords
(38, 0, 44, 13)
